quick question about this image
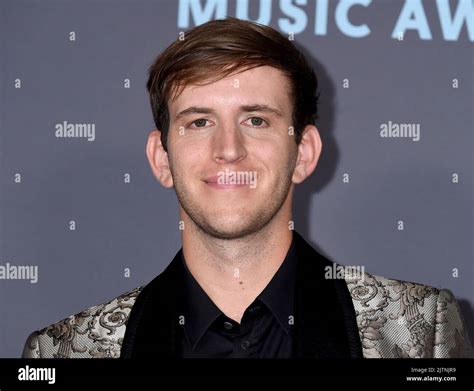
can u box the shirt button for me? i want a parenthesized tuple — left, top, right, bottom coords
(223, 321, 233, 330)
(240, 340, 250, 350)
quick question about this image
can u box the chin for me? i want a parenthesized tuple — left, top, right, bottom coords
(203, 221, 261, 240)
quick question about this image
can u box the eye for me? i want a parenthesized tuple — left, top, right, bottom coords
(190, 118, 208, 128)
(244, 117, 268, 128)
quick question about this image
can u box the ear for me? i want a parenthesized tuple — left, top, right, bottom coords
(292, 125, 322, 184)
(146, 129, 174, 188)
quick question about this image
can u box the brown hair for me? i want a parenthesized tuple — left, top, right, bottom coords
(146, 17, 319, 151)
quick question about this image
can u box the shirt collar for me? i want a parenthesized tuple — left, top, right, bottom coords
(180, 231, 298, 349)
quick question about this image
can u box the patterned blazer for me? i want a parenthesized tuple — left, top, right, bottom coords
(22, 232, 473, 359)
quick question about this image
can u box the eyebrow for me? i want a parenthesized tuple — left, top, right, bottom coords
(174, 104, 284, 121)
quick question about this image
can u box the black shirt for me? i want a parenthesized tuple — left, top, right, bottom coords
(179, 235, 298, 358)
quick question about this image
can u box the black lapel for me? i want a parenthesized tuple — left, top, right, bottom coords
(292, 231, 363, 358)
(121, 250, 185, 358)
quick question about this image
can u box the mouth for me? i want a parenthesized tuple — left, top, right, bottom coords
(203, 175, 250, 189)
(203, 175, 220, 184)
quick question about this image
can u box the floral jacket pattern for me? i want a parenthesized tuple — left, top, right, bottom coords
(22, 272, 473, 358)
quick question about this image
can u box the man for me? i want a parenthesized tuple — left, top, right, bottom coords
(22, 17, 472, 359)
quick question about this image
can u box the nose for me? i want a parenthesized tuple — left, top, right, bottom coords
(211, 123, 247, 164)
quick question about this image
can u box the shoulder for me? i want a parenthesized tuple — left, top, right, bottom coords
(22, 286, 145, 358)
(346, 270, 440, 309)
(344, 270, 473, 358)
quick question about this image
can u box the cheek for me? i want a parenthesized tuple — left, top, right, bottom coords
(169, 143, 205, 177)
(254, 140, 295, 172)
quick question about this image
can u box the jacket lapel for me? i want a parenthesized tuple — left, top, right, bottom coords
(121, 251, 185, 358)
(292, 232, 363, 358)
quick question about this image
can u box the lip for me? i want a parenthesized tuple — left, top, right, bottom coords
(203, 175, 249, 189)
(204, 175, 220, 183)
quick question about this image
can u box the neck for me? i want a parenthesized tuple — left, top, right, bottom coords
(181, 206, 293, 323)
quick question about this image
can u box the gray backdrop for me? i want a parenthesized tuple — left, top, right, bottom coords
(1, 0, 472, 357)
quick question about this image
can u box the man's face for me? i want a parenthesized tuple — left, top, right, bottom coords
(165, 65, 299, 240)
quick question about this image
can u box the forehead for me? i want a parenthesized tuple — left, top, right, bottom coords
(169, 66, 292, 116)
